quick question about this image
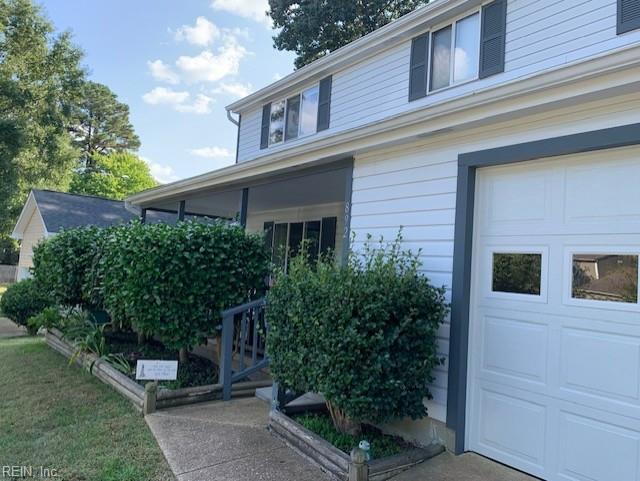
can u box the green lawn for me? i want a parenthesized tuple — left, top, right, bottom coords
(0, 336, 175, 481)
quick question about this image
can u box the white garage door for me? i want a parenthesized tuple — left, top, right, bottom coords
(467, 146, 640, 481)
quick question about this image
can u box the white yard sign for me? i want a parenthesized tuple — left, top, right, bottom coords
(136, 360, 178, 381)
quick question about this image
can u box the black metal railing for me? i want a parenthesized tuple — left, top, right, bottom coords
(219, 298, 268, 401)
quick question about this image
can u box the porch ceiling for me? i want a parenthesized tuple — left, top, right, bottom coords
(141, 163, 350, 219)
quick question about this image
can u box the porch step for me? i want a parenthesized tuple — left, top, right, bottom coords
(256, 386, 272, 403)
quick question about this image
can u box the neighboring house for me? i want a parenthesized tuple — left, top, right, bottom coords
(11, 190, 137, 280)
(126, 1, 640, 479)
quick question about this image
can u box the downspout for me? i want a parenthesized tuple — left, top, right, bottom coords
(226, 109, 241, 164)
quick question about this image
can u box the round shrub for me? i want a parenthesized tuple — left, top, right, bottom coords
(267, 235, 449, 433)
(32, 226, 103, 309)
(0, 279, 53, 329)
(99, 220, 270, 355)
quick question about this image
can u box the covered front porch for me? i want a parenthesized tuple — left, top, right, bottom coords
(131, 157, 353, 265)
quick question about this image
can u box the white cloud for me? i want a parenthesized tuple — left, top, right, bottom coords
(148, 60, 180, 85)
(142, 157, 180, 184)
(189, 146, 233, 158)
(176, 37, 247, 83)
(142, 87, 189, 105)
(211, 0, 271, 26)
(142, 88, 213, 115)
(214, 82, 253, 98)
(273, 72, 283, 81)
(175, 16, 220, 46)
(175, 94, 214, 114)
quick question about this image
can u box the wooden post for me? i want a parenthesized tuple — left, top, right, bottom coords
(349, 447, 368, 481)
(143, 381, 158, 415)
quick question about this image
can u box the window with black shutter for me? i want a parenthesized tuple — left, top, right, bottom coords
(618, 0, 640, 34)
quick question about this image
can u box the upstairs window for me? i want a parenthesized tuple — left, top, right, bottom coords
(409, 0, 506, 101)
(430, 13, 480, 92)
(261, 76, 332, 150)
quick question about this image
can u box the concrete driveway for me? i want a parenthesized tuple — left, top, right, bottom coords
(393, 451, 539, 481)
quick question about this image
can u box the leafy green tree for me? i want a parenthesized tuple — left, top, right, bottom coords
(0, 0, 85, 253)
(70, 81, 141, 169)
(268, 0, 428, 68)
(69, 152, 157, 200)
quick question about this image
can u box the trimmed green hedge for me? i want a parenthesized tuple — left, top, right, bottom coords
(0, 279, 53, 331)
(267, 235, 449, 432)
(32, 226, 103, 309)
(97, 220, 269, 353)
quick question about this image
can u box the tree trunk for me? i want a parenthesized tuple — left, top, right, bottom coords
(179, 347, 188, 364)
(326, 400, 361, 436)
(137, 332, 146, 345)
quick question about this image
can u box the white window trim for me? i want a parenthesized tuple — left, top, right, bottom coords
(268, 83, 320, 147)
(428, 9, 481, 94)
(485, 245, 549, 304)
(563, 246, 640, 312)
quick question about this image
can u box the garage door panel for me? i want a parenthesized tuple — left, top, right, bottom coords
(560, 328, 640, 402)
(557, 409, 640, 481)
(564, 158, 640, 225)
(482, 314, 548, 385)
(476, 387, 548, 471)
(468, 147, 640, 481)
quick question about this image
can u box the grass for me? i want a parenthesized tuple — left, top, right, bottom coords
(294, 412, 409, 459)
(0, 336, 175, 481)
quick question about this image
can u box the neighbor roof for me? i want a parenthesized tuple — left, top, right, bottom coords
(32, 190, 137, 233)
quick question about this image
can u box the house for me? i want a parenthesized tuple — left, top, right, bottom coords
(11, 190, 139, 280)
(126, 0, 640, 479)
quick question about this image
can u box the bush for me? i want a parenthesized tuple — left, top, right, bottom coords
(267, 235, 449, 434)
(99, 220, 269, 357)
(27, 307, 62, 334)
(0, 279, 53, 329)
(32, 226, 103, 309)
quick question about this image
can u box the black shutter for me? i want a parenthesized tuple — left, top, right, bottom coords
(479, 0, 507, 79)
(409, 33, 429, 101)
(317, 76, 332, 132)
(260, 103, 271, 149)
(618, 0, 640, 34)
(320, 217, 337, 254)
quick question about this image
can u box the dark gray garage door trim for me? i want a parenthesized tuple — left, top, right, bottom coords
(446, 122, 640, 454)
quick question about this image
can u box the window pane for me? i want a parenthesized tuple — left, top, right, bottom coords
(285, 95, 300, 141)
(572, 254, 638, 303)
(300, 86, 319, 136)
(304, 220, 321, 262)
(273, 223, 288, 269)
(289, 222, 304, 258)
(320, 217, 337, 256)
(269, 100, 285, 145)
(430, 26, 452, 91)
(454, 13, 479, 83)
(492, 253, 542, 295)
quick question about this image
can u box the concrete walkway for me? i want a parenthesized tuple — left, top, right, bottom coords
(146, 396, 539, 481)
(145, 397, 330, 481)
(0, 317, 27, 339)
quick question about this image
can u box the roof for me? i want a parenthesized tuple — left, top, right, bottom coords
(226, 0, 472, 113)
(31, 190, 137, 233)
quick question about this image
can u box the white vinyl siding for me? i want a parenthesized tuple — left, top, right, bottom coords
(350, 90, 640, 424)
(235, 0, 640, 164)
(17, 207, 47, 278)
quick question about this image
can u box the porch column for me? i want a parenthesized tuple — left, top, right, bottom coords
(239, 188, 249, 228)
(178, 200, 185, 221)
(140, 208, 147, 224)
(341, 160, 354, 263)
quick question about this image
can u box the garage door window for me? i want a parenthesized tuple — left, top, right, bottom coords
(492, 253, 542, 295)
(572, 254, 639, 304)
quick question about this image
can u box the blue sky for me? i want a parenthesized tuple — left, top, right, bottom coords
(40, 0, 296, 183)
